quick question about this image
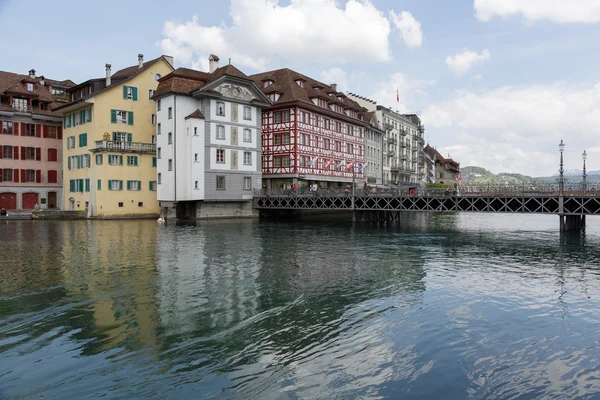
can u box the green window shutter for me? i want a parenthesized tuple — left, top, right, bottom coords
(123, 86, 128, 99)
(149, 181, 152, 191)
(70, 179, 75, 192)
(126, 156, 130, 165)
(127, 180, 131, 190)
(68, 157, 71, 170)
(119, 155, 123, 165)
(134, 156, 138, 166)
(120, 180, 123, 190)
(63, 116, 67, 128)
(138, 180, 141, 191)
(78, 134, 82, 147)
(97, 179, 101, 190)
(111, 109, 117, 123)
(85, 178, 90, 192)
(69, 114, 72, 126)
(108, 156, 112, 165)
(83, 133, 87, 147)
(80, 110, 84, 124)
(78, 179, 84, 192)
(128, 111, 134, 125)
(108, 180, 112, 190)
(86, 154, 90, 166)
(152, 157, 156, 167)
(132, 87, 138, 101)
(112, 132, 116, 141)
(127, 133, 132, 142)
(87, 108, 92, 123)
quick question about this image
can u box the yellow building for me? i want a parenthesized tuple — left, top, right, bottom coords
(55, 54, 174, 217)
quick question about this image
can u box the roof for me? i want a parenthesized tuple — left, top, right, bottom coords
(425, 145, 460, 171)
(0, 70, 76, 116)
(185, 109, 205, 120)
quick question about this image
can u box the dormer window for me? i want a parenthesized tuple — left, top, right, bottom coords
(296, 80, 305, 88)
(268, 93, 280, 102)
(263, 80, 273, 88)
(26, 83, 33, 91)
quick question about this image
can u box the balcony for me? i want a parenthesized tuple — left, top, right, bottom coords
(12, 104, 33, 113)
(400, 142, 408, 148)
(92, 140, 156, 154)
(400, 153, 408, 161)
(390, 164, 399, 172)
(399, 129, 407, 136)
(388, 137, 397, 145)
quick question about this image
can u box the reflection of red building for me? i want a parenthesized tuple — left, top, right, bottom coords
(251, 69, 366, 189)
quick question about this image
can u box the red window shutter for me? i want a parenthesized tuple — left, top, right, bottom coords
(0, 147, 2, 159)
(35, 124, 41, 138)
(43, 125, 48, 138)
(14, 169, 19, 182)
(0, 168, 2, 182)
(57, 127, 62, 139)
(36, 170, 41, 183)
(21, 146, 26, 160)
(13, 147, 18, 160)
(21, 122, 26, 136)
(13, 122, 19, 136)
(35, 147, 41, 161)
(21, 169, 26, 182)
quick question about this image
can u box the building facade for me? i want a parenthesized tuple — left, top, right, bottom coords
(55, 54, 174, 217)
(0, 70, 73, 210)
(250, 69, 367, 190)
(153, 56, 271, 219)
(425, 145, 460, 187)
(363, 111, 383, 185)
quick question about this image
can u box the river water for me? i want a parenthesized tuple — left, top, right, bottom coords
(1, 214, 600, 399)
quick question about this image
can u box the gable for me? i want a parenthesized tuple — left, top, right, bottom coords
(214, 83, 255, 102)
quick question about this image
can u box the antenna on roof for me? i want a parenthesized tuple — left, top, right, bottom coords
(228, 58, 231, 65)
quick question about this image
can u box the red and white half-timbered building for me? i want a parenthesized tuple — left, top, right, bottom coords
(251, 69, 367, 189)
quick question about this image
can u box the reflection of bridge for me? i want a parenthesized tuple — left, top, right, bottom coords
(253, 185, 600, 231)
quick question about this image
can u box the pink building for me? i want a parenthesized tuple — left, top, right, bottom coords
(0, 69, 74, 210)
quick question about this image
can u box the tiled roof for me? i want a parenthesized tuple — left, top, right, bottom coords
(111, 57, 162, 79)
(185, 109, 205, 120)
(425, 145, 459, 169)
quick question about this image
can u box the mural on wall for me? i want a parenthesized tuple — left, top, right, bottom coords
(215, 84, 254, 102)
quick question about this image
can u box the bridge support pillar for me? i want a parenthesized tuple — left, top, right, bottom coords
(561, 215, 586, 232)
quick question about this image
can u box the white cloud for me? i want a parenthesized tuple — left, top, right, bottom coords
(389, 11, 423, 48)
(160, 0, 395, 72)
(370, 73, 435, 112)
(474, 0, 600, 24)
(422, 82, 600, 175)
(320, 67, 349, 92)
(446, 49, 490, 76)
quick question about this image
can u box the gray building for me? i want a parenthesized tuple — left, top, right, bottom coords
(363, 111, 384, 185)
(154, 55, 271, 219)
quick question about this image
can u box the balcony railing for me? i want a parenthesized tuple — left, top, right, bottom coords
(388, 137, 397, 145)
(400, 142, 408, 148)
(12, 104, 33, 113)
(391, 165, 399, 172)
(399, 129, 407, 136)
(400, 153, 408, 160)
(92, 140, 156, 154)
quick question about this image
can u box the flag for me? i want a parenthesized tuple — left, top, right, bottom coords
(358, 164, 365, 173)
(307, 157, 318, 168)
(335, 160, 346, 169)
(346, 162, 354, 170)
(307, 158, 313, 168)
(457, 173, 462, 182)
(324, 159, 333, 169)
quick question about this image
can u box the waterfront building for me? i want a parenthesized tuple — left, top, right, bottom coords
(363, 111, 384, 186)
(0, 69, 74, 210)
(153, 55, 271, 219)
(250, 69, 367, 190)
(55, 54, 174, 217)
(423, 145, 436, 184)
(424, 145, 460, 187)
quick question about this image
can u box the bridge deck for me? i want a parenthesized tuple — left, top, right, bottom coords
(254, 194, 600, 215)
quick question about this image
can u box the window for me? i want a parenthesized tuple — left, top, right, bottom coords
(108, 155, 123, 165)
(152, 157, 156, 167)
(347, 143, 353, 154)
(157, 148, 161, 159)
(216, 102, 225, 116)
(194, 127, 198, 136)
(112, 109, 132, 125)
(216, 125, 225, 140)
(26, 83, 33, 91)
(168, 132, 172, 144)
(13, 98, 28, 112)
(67, 136, 75, 150)
(79, 133, 87, 147)
(149, 89, 155, 100)
(149, 181, 157, 191)
(194, 181, 199, 190)
(168, 159, 172, 171)
(243, 151, 252, 165)
(2, 146, 13, 159)
(324, 118, 331, 130)
(48, 170, 58, 183)
(47, 126, 58, 139)
(335, 141, 342, 152)
(263, 80, 272, 88)
(138, 202, 143, 207)
(335, 122, 342, 132)
(243, 177, 251, 190)
(296, 80, 304, 88)
(243, 129, 251, 143)
(216, 149, 225, 163)
(168, 107, 172, 119)
(158, 173, 162, 184)
(127, 180, 141, 191)
(126, 156, 138, 166)
(2, 169, 13, 182)
(156, 124, 161, 137)
(274, 157, 281, 167)
(26, 123, 35, 137)
(2, 121, 13, 135)
(194, 153, 198, 162)
(25, 170, 36, 183)
(157, 100, 161, 111)
(151, 114, 156, 125)
(112, 132, 130, 142)
(274, 134, 281, 145)
(282, 155, 290, 167)
(216, 175, 225, 190)
(109, 180, 123, 190)
(25, 147, 35, 160)
(152, 135, 156, 144)
(155, 73, 161, 81)
(268, 93, 280, 102)
(324, 138, 330, 149)
(243, 106, 251, 120)
(282, 110, 290, 122)
(48, 148, 58, 162)
(123, 85, 138, 101)
(97, 179, 102, 190)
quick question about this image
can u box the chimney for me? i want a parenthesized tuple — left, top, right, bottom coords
(138, 53, 144, 69)
(330, 83, 337, 92)
(29, 69, 36, 79)
(209, 54, 220, 73)
(105, 64, 112, 86)
(39, 76, 45, 86)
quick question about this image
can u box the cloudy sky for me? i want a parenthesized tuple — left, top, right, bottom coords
(1, 0, 599, 176)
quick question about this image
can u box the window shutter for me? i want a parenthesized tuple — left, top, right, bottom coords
(21, 146, 26, 160)
(57, 127, 62, 140)
(68, 115, 72, 128)
(63, 116, 67, 128)
(35, 124, 41, 138)
(68, 157, 71, 170)
(13, 147, 18, 160)
(126, 156, 130, 165)
(111, 109, 117, 123)
(0, 169, 2, 182)
(13, 169, 19, 182)
(108, 180, 112, 190)
(85, 178, 90, 192)
(119, 180, 123, 190)
(132, 87, 138, 101)
(128, 111, 134, 125)
(127, 133, 132, 142)
(123, 86, 128, 99)
(112, 132, 116, 141)
(36, 147, 41, 161)
(87, 108, 92, 123)
(77, 155, 81, 169)
(152, 157, 156, 167)
(43, 125, 48, 138)
(13, 122, 19, 135)
(119, 155, 123, 165)
(134, 156, 138, 166)
(21, 122, 26, 136)
(70, 179, 75, 192)
(127, 180, 130, 190)
(97, 179, 101, 190)
(0, 148, 2, 159)
(86, 154, 90, 166)
(36, 170, 41, 183)
(138, 180, 141, 191)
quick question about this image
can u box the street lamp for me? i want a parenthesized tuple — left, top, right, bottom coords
(582, 150, 587, 193)
(559, 140, 565, 196)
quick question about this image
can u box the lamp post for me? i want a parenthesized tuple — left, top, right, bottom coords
(559, 139, 565, 196)
(582, 150, 587, 193)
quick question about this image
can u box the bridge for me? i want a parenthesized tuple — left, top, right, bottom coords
(253, 184, 600, 231)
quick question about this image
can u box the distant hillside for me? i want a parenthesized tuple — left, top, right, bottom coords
(460, 166, 600, 184)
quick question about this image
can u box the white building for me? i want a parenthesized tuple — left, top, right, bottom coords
(153, 55, 271, 219)
(363, 111, 384, 185)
